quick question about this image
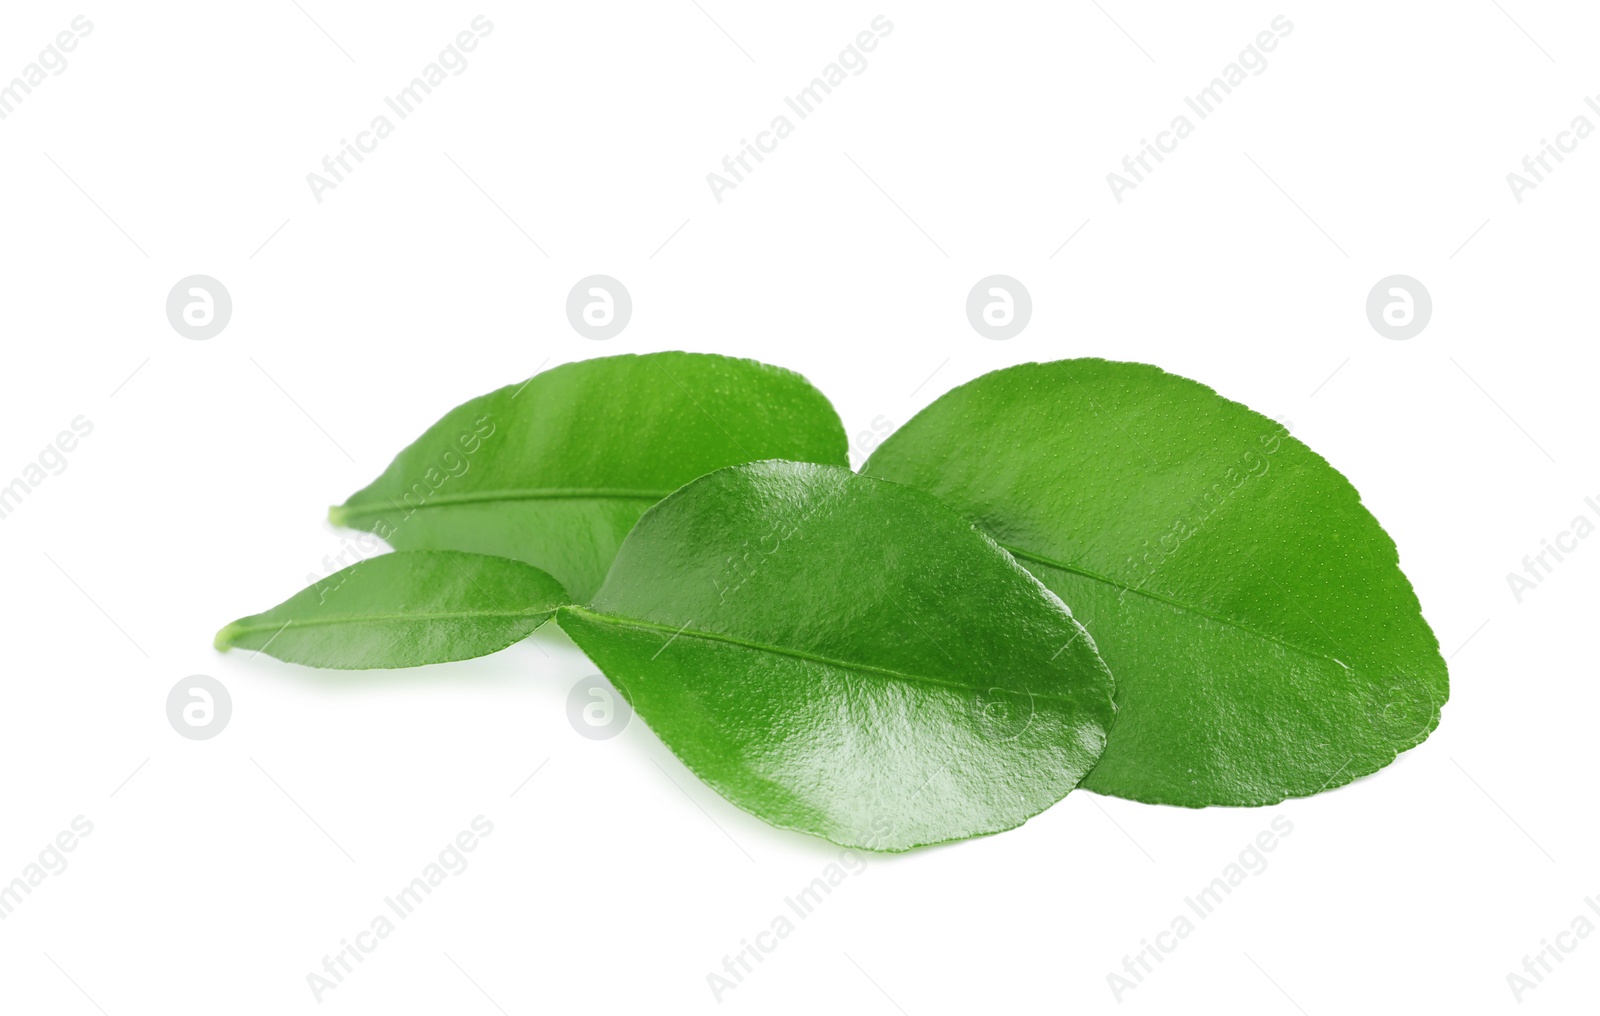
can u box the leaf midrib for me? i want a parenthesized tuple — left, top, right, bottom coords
(563, 605, 1087, 705)
(1000, 544, 1350, 671)
(334, 487, 675, 521)
(225, 607, 554, 637)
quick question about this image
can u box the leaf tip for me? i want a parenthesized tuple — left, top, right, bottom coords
(213, 622, 242, 652)
(327, 503, 350, 527)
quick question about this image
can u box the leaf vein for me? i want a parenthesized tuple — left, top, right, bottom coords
(565, 605, 1085, 704)
(1000, 545, 1350, 671)
(225, 607, 554, 638)
(334, 487, 673, 521)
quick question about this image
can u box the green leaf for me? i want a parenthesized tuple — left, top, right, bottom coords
(558, 461, 1116, 851)
(330, 352, 848, 601)
(863, 358, 1447, 807)
(215, 551, 567, 669)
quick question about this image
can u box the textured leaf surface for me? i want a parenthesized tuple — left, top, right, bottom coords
(863, 359, 1447, 806)
(330, 352, 848, 600)
(558, 461, 1115, 851)
(215, 551, 567, 669)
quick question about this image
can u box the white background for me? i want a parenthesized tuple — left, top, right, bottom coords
(1, 2, 1595, 1013)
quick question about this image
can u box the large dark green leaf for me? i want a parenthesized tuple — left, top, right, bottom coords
(863, 358, 1447, 807)
(558, 461, 1116, 851)
(215, 550, 567, 669)
(330, 352, 848, 601)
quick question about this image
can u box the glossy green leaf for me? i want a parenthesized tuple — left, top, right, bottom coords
(558, 461, 1116, 851)
(215, 551, 567, 669)
(330, 352, 848, 601)
(863, 358, 1447, 807)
